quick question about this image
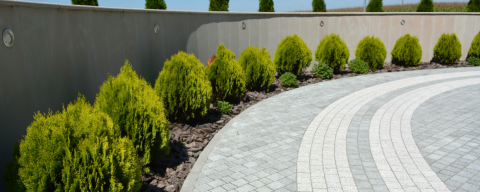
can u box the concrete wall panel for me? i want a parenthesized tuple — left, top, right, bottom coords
(228, 15, 240, 60)
(465, 16, 478, 58)
(379, 16, 391, 61)
(207, 15, 219, 61)
(347, 16, 360, 61)
(89, 10, 114, 87)
(106, 11, 127, 76)
(218, 20, 230, 49)
(258, 16, 269, 50)
(327, 16, 339, 36)
(444, 15, 456, 34)
(185, 14, 200, 59)
(288, 17, 299, 36)
(196, 14, 209, 65)
(420, 16, 434, 62)
(430, 16, 445, 61)
(150, 13, 167, 73)
(298, 16, 309, 43)
(238, 16, 250, 53)
(267, 17, 279, 60)
(307, 17, 320, 71)
(454, 16, 468, 60)
(387, 16, 403, 63)
(248, 16, 260, 48)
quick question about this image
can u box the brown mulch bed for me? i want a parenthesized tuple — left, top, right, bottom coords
(140, 61, 472, 192)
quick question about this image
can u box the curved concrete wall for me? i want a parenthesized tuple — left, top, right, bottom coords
(0, 0, 479, 189)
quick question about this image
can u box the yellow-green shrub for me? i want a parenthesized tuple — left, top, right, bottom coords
(391, 34, 423, 67)
(355, 36, 387, 71)
(434, 33, 462, 64)
(95, 60, 170, 172)
(274, 34, 312, 75)
(315, 33, 350, 72)
(207, 44, 246, 101)
(238, 46, 275, 90)
(155, 51, 212, 122)
(468, 31, 480, 58)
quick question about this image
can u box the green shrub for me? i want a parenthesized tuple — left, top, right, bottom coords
(349, 59, 370, 74)
(71, 0, 98, 6)
(315, 33, 350, 72)
(216, 101, 232, 115)
(467, 0, 480, 12)
(468, 57, 480, 66)
(366, 0, 384, 12)
(312, 0, 326, 12)
(312, 62, 333, 79)
(391, 34, 423, 67)
(355, 36, 387, 71)
(280, 72, 298, 87)
(274, 34, 312, 75)
(468, 31, 480, 58)
(16, 96, 141, 192)
(95, 60, 170, 172)
(145, 0, 166, 9)
(209, 0, 229, 11)
(238, 46, 276, 91)
(416, 0, 434, 12)
(4, 142, 25, 192)
(259, 0, 274, 12)
(433, 33, 462, 64)
(207, 44, 246, 101)
(155, 51, 212, 122)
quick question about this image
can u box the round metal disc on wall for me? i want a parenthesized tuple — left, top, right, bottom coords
(3, 28, 15, 48)
(154, 24, 160, 34)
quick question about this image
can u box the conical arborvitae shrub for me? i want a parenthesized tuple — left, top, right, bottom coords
(366, 0, 384, 12)
(312, 0, 326, 12)
(209, 0, 229, 11)
(146, 0, 167, 9)
(71, 0, 98, 6)
(391, 34, 423, 67)
(434, 33, 462, 64)
(315, 33, 350, 72)
(274, 34, 313, 75)
(95, 60, 170, 173)
(469, 31, 480, 58)
(416, 0, 434, 12)
(355, 36, 387, 71)
(207, 44, 246, 101)
(155, 51, 212, 122)
(467, 0, 480, 12)
(238, 46, 276, 90)
(259, 0, 275, 12)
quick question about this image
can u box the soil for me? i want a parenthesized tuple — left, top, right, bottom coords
(140, 61, 473, 192)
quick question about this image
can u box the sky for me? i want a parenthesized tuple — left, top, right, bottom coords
(20, 0, 469, 12)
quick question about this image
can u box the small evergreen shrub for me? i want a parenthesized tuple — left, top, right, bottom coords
(95, 60, 170, 172)
(4, 142, 25, 192)
(416, 0, 434, 12)
(207, 44, 246, 101)
(216, 101, 232, 115)
(259, 0, 275, 12)
(145, 0, 166, 9)
(349, 59, 370, 74)
(16, 96, 142, 192)
(468, 57, 480, 66)
(71, 0, 98, 6)
(312, 62, 333, 79)
(315, 33, 350, 72)
(366, 0, 384, 12)
(355, 36, 387, 71)
(391, 34, 423, 67)
(238, 46, 275, 91)
(468, 31, 480, 58)
(155, 51, 212, 122)
(467, 0, 480, 12)
(433, 33, 462, 64)
(274, 34, 312, 75)
(279, 72, 298, 87)
(209, 0, 229, 11)
(312, 0, 326, 12)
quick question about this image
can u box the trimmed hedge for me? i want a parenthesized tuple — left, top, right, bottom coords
(468, 31, 480, 58)
(155, 51, 212, 122)
(467, 0, 480, 12)
(366, 0, 384, 12)
(209, 0, 229, 11)
(391, 34, 423, 67)
(259, 0, 275, 12)
(274, 34, 312, 75)
(312, 62, 333, 79)
(207, 44, 246, 101)
(71, 0, 98, 6)
(416, 0, 434, 12)
(238, 46, 275, 91)
(312, 0, 326, 12)
(145, 0, 166, 9)
(279, 72, 298, 87)
(315, 33, 350, 72)
(349, 59, 370, 74)
(95, 60, 170, 172)
(433, 33, 462, 64)
(355, 36, 387, 71)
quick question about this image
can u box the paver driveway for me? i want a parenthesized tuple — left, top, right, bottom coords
(182, 67, 480, 192)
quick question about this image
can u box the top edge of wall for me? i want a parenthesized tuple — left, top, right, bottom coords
(1, 0, 480, 15)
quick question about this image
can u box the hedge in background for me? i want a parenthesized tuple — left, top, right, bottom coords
(207, 44, 246, 101)
(146, 0, 166, 9)
(468, 31, 480, 58)
(95, 60, 170, 172)
(259, 0, 275, 12)
(349, 59, 370, 74)
(155, 51, 212, 122)
(391, 34, 422, 67)
(433, 33, 462, 64)
(315, 33, 350, 72)
(367, 0, 384, 12)
(209, 0, 229, 11)
(416, 0, 434, 12)
(238, 46, 275, 91)
(71, 0, 98, 6)
(274, 34, 312, 75)
(16, 96, 141, 192)
(355, 36, 387, 71)
(312, 0, 326, 12)
(467, 0, 480, 12)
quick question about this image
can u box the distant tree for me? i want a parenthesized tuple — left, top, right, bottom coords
(467, 0, 480, 12)
(416, 0, 434, 12)
(366, 0, 384, 12)
(146, 0, 167, 9)
(71, 0, 98, 6)
(312, 0, 326, 12)
(209, 0, 229, 11)
(259, 0, 275, 12)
